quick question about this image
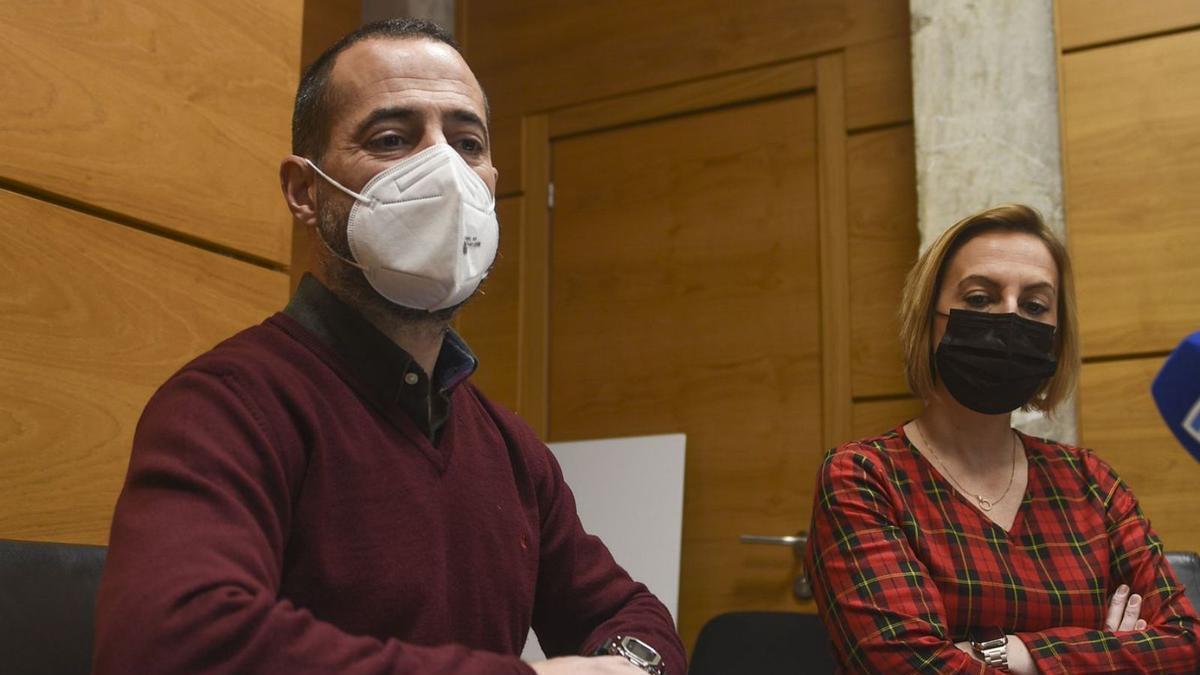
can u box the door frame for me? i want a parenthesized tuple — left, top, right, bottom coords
(513, 53, 852, 450)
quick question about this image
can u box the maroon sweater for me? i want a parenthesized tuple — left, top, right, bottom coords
(93, 312, 685, 674)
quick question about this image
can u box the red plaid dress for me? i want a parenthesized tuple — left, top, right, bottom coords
(807, 426, 1199, 674)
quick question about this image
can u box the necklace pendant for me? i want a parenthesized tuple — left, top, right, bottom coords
(977, 497, 993, 511)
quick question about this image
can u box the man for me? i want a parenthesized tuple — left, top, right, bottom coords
(93, 19, 684, 675)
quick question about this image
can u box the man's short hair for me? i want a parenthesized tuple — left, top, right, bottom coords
(897, 204, 1080, 413)
(292, 18, 460, 163)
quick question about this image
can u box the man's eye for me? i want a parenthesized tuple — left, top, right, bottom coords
(368, 134, 406, 150)
(455, 138, 484, 154)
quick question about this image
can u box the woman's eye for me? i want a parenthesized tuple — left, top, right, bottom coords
(1022, 301, 1049, 315)
(964, 294, 990, 308)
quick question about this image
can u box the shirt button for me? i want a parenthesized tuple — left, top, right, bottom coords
(404, 372, 419, 385)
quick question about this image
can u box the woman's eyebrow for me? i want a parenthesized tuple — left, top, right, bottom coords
(1022, 281, 1056, 294)
(955, 275, 1056, 293)
(956, 274, 1000, 290)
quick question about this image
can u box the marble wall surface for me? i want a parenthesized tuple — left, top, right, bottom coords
(910, 0, 1075, 442)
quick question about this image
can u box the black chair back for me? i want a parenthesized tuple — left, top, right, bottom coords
(1166, 550, 1200, 612)
(0, 538, 108, 675)
(689, 611, 835, 675)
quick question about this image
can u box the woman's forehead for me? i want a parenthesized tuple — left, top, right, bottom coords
(944, 231, 1058, 285)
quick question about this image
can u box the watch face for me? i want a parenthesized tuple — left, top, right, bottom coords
(618, 636, 662, 667)
(972, 626, 1005, 647)
(623, 637, 657, 661)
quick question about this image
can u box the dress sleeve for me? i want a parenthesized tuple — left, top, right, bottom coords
(1015, 450, 1200, 675)
(525, 441, 687, 674)
(93, 368, 535, 675)
(807, 444, 1000, 674)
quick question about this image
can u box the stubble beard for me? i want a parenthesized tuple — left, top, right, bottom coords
(314, 184, 463, 335)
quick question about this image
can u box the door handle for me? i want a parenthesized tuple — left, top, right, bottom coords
(739, 531, 812, 600)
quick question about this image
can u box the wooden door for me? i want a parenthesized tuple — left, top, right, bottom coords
(548, 92, 822, 641)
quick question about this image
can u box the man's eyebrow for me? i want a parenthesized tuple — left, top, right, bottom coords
(349, 106, 490, 144)
(352, 106, 418, 140)
(446, 109, 489, 143)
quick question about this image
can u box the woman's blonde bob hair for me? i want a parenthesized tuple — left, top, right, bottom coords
(898, 204, 1080, 413)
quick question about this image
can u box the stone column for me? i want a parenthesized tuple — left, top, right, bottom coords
(909, 0, 1076, 442)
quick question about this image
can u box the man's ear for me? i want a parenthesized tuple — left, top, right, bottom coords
(280, 155, 318, 227)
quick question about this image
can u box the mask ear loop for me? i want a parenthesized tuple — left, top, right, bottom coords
(301, 158, 371, 271)
(303, 159, 374, 205)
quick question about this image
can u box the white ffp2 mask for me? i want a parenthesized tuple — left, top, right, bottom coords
(304, 144, 499, 311)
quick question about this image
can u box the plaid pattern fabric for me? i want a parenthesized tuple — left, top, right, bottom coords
(807, 426, 1200, 674)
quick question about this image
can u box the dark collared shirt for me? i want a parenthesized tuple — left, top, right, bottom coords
(283, 274, 477, 442)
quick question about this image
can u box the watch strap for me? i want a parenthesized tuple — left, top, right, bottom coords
(970, 627, 1009, 671)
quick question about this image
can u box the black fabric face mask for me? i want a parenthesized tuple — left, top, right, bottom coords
(934, 309, 1059, 414)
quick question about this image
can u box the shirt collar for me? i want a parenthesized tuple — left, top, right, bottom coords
(283, 274, 478, 438)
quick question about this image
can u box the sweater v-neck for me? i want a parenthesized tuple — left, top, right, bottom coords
(274, 275, 478, 472)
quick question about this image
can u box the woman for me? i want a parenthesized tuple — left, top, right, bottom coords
(807, 205, 1199, 673)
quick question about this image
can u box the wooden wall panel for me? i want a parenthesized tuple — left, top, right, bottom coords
(0, 189, 289, 544)
(0, 2, 299, 264)
(290, 0, 365, 288)
(1058, 0, 1200, 50)
(848, 126, 918, 397)
(1062, 30, 1200, 357)
(461, 0, 917, 652)
(547, 94, 822, 648)
(817, 55, 853, 450)
(456, 197, 522, 410)
(1078, 357, 1200, 555)
(851, 397, 924, 441)
(1059, 1, 1200, 567)
(301, 0, 362, 68)
(464, 0, 909, 195)
(845, 34, 913, 131)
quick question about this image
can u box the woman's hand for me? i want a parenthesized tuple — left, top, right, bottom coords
(1105, 584, 1148, 632)
(953, 585, 1149, 674)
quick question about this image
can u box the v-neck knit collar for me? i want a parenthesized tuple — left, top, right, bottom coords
(282, 274, 478, 442)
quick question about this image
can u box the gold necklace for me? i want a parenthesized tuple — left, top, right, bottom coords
(914, 420, 1018, 512)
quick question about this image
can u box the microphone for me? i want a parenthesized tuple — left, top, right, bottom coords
(1151, 330, 1200, 461)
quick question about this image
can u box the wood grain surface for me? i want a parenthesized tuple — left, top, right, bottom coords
(1062, 30, 1200, 357)
(851, 396, 924, 441)
(458, 0, 918, 651)
(847, 125, 918, 398)
(0, 1, 300, 264)
(845, 33, 913, 131)
(464, 0, 909, 195)
(818, 54, 853, 451)
(0, 189, 288, 544)
(1058, 0, 1200, 51)
(547, 93, 822, 647)
(1078, 357, 1200, 556)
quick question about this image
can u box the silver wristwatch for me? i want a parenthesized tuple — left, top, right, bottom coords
(970, 626, 1009, 671)
(595, 635, 665, 674)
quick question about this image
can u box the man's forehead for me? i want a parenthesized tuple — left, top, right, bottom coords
(328, 37, 486, 117)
